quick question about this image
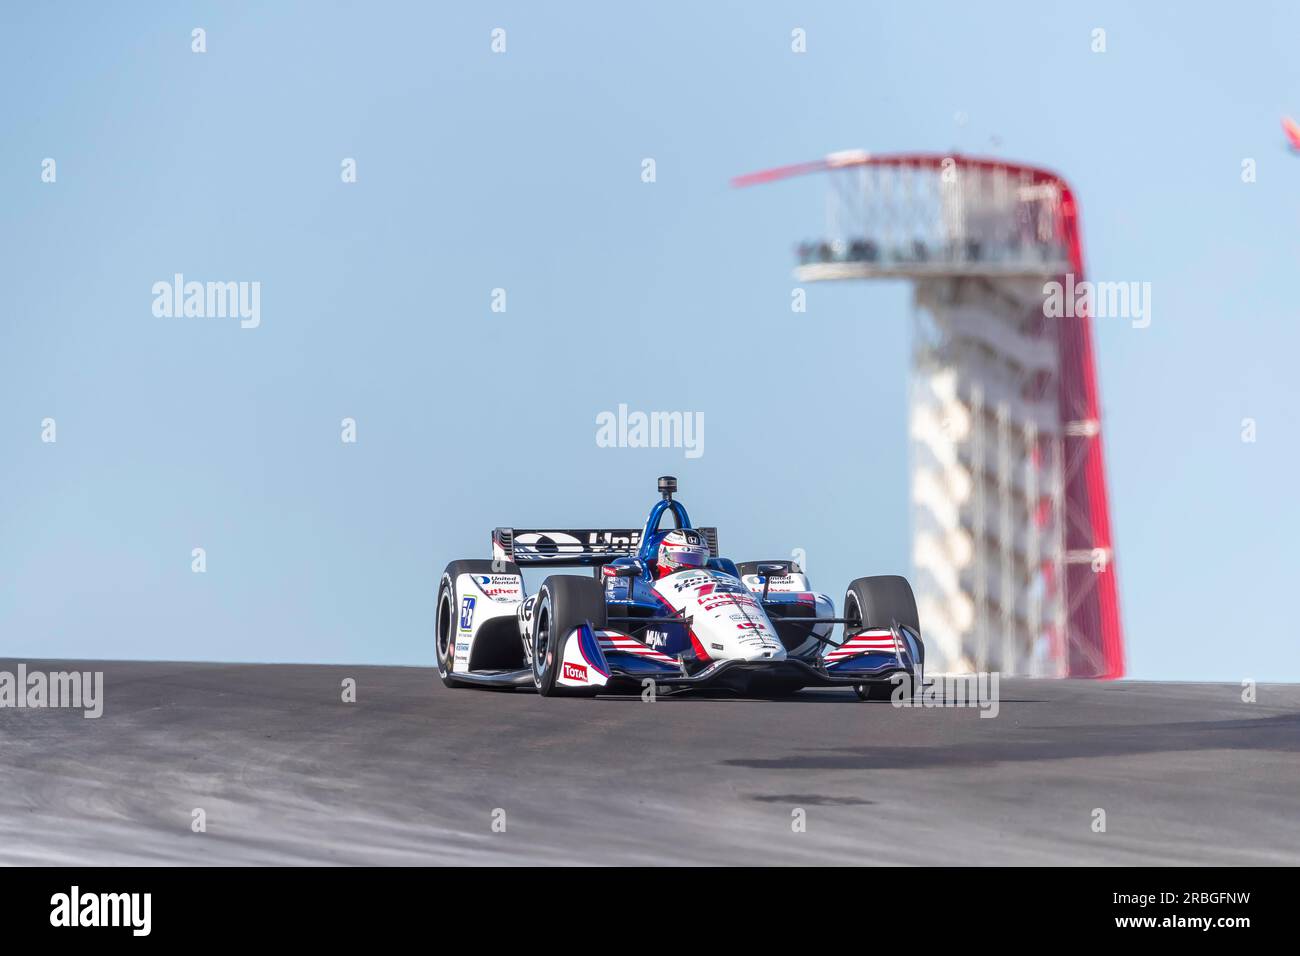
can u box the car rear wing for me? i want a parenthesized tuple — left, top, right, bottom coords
(493, 526, 718, 567)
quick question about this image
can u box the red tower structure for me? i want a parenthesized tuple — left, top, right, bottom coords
(736, 152, 1123, 678)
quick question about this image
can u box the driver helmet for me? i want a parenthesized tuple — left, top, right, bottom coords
(657, 528, 709, 576)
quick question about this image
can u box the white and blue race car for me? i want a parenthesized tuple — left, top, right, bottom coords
(435, 477, 923, 700)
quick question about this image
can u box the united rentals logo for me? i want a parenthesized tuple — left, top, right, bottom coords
(474, 575, 522, 599)
(512, 530, 641, 559)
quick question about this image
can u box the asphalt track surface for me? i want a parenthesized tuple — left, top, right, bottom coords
(1, 658, 1297, 865)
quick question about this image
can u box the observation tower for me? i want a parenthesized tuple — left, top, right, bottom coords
(735, 152, 1123, 678)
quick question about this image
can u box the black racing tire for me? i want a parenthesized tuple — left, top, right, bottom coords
(845, 576, 923, 702)
(854, 680, 908, 702)
(844, 575, 920, 637)
(532, 575, 607, 698)
(436, 559, 522, 689)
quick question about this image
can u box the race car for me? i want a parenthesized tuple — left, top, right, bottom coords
(435, 476, 923, 700)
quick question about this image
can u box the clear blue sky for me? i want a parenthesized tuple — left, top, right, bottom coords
(2, 2, 1298, 680)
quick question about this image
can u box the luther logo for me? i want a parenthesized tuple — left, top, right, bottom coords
(50, 886, 151, 936)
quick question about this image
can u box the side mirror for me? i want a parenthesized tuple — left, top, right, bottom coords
(756, 563, 786, 602)
(602, 563, 641, 579)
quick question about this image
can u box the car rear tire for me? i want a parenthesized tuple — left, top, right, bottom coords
(532, 575, 607, 698)
(436, 559, 522, 689)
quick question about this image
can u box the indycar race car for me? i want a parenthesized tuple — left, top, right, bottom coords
(435, 477, 923, 700)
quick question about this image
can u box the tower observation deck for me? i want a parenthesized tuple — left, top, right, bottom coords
(735, 152, 1123, 678)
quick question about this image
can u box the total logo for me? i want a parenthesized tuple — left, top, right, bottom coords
(562, 662, 588, 682)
